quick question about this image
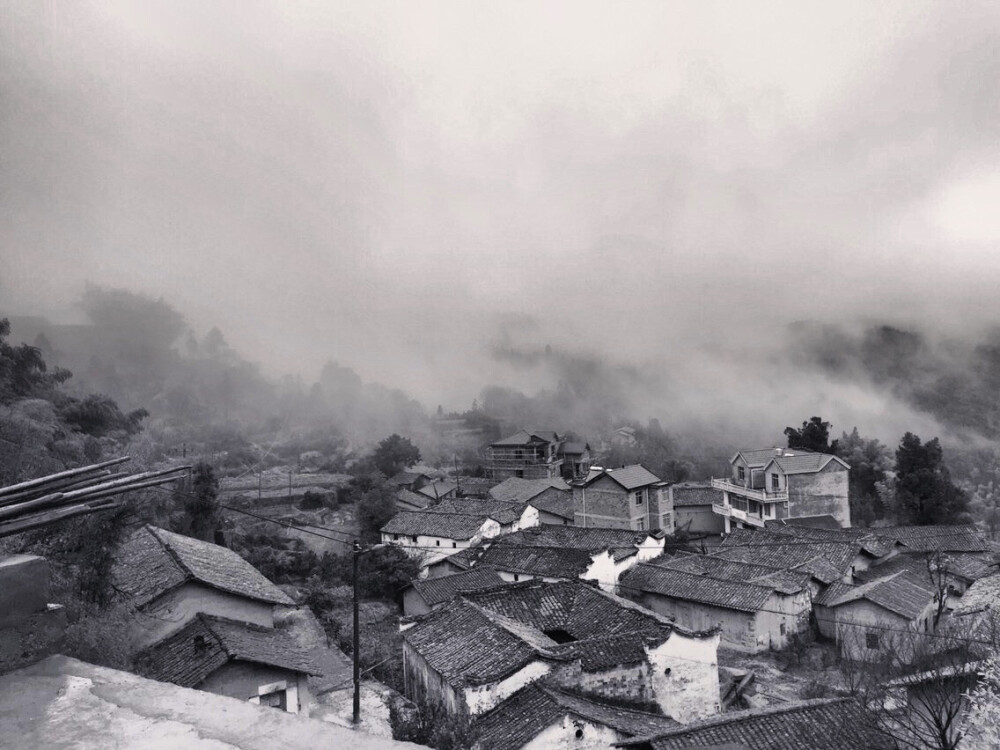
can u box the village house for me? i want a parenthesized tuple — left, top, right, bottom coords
(388, 470, 431, 492)
(813, 571, 939, 662)
(380, 510, 501, 563)
(394, 487, 436, 512)
(573, 465, 673, 533)
(135, 613, 321, 715)
(112, 525, 295, 647)
(472, 682, 679, 750)
(489, 476, 575, 525)
(669, 482, 725, 537)
(947, 571, 1000, 642)
(621, 556, 812, 653)
(402, 567, 507, 617)
(427, 497, 540, 534)
(469, 525, 667, 592)
(485, 429, 591, 481)
(616, 696, 890, 750)
(400, 579, 720, 722)
(415, 478, 458, 502)
(710, 447, 851, 531)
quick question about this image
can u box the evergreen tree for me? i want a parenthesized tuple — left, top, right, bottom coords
(894, 433, 970, 525)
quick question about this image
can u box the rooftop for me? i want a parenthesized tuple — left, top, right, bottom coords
(113, 525, 294, 609)
(381, 509, 491, 539)
(618, 697, 889, 750)
(813, 571, 934, 620)
(394, 488, 435, 510)
(476, 683, 677, 750)
(872, 525, 989, 553)
(427, 497, 525, 526)
(762, 522, 894, 557)
(623, 564, 775, 613)
(136, 614, 322, 688)
(654, 555, 811, 595)
(489, 477, 553, 504)
(670, 483, 722, 507)
(491, 429, 561, 447)
(951, 572, 1000, 616)
(717, 529, 860, 583)
(0, 655, 420, 750)
(587, 464, 663, 490)
(407, 567, 508, 607)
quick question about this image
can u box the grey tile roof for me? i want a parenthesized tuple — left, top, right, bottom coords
(766, 453, 848, 474)
(476, 684, 677, 750)
(505, 524, 652, 557)
(416, 480, 458, 500)
(717, 530, 859, 583)
(381, 510, 491, 539)
(408, 567, 507, 607)
(395, 488, 435, 510)
(489, 477, 551, 503)
(492, 429, 559, 446)
(953, 572, 1000, 616)
(428, 498, 524, 526)
(477, 543, 597, 578)
(623, 564, 774, 613)
(527, 487, 575, 521)
(655, 555, 810, 595)
(590, 465, 663, 490)
(763, 522, 894, 557)
(814, 571, 934, 620)
(113, 526, 294, 609)
(873, 525, 988, 552)
(136, 614, 321, 688)
(622, 697, 890, 750)
(388, 471, 430, 487)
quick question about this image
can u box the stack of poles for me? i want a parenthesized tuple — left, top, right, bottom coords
(0, 458, 190, 538)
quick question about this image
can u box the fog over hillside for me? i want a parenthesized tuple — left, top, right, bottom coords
(3, 1, 1000, 451)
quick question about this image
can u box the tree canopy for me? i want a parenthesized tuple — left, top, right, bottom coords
(894, 432, 970, 525)
(372, 433, 421, 477)
(784, 416, 839, 454)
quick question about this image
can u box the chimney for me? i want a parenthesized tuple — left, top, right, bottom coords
(775, 447, 783, 456)
(0, 555, 67, 674)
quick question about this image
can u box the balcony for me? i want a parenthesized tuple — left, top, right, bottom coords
(711, 478, 788, 503)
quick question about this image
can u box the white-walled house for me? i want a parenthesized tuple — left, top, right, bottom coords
(112, 525, 295, 647)
(401, 580, 720, 722)
(381, 511, 502, 563)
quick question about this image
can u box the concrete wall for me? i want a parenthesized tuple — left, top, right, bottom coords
(0, 555, 66, 673)
(574, 476, 658, 530)
(198, 661, 312, 715)
(403, 640, 461, 715)
(647, 631, 721, 722)
(674, 503, 726, 535)
(137, 582, 274, 647)
(787, 462, 851, 528)
(827, 599, 935, 662)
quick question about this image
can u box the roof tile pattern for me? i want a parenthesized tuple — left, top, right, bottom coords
(626, 697, 890, 750)
(428, 498, 525, 526)
(381, 510, 490, 539)
(409, 567, 507, 607)
(624, 564, 774, 613)
(589, 465, 663, 490)
(489, 477, 552, 504)
(114, 526, 294, 608)
(656, 555, 810, 595)
(813, 571, 934, 619)
(137, 614, 321, 687)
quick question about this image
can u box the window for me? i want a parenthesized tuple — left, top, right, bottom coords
(738, 466, 745, 481)
(435, 540, 440, 546)
(866, 632, 879, 650)
(780, 622, 786, 635)
(411, 535, 418, 543)
(259, 689, 288, 711)
(636, 518, 645, 531)
(452, 542, 457, 548)
(771, 473, 780, 491)
(393, 534, 399, 541)
(513, 574, 520, 582)
(634, 489, 645, 505)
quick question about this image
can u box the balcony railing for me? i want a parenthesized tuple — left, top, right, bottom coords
(711, 478, 788, 503)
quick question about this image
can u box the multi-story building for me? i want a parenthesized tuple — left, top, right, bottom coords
(710, 448, 851, 531)
(572, 465, 672, 533)
(485, 429, 591, 481)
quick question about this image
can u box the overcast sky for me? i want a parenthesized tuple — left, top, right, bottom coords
(2, 1, 1000, 437)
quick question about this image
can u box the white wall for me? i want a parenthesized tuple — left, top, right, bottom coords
(520, 715, 623, 750)
(137, 582, 274, 646)
(647, 630, 721, 722)
(463, 660, 552, 715)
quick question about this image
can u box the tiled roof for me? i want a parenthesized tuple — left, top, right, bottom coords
(814, 571, 934, 620)
(623, 564, 774, 613)
(734, 448, 791, 467)
(395, 488, 435, 510)
(136, 614, 321, 688)
(454, 477, 497, 497)
(466, 579, 673, 642)
(476, 684, 677, 750)
(777, 515, 844, 530)
(381, 510, 490, 539)
(477, 543, 596, 578)
(590, 465, 663, 490)
(113, 526, 294, 609)
(621, 698, 889, 750)
(766, 453, 848, 475)
(762, 523, 894, 558)
(873, 525, 988, 553)
(527, 487, 575, 521)
(416, 480, 458, 500)
(408, 567, 507, 607)
(428, 498, 525, 526)
(489, 477, 551, 503)
(655, 555, 810, 595)
(550, 633, 657, 671)
(401, 599, 557, 687)
(388, 470, 429, 487)
(506, 524, 652, 554)
(717, 530, 859, 583)
(492, 429, 559, 446)
(671, 483, 723, 507)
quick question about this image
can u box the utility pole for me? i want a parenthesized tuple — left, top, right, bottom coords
(352, 540, 361, 724)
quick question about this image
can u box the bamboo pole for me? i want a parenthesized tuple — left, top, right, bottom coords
(0, 457, 131, 499)
(0, 471, 126, 507)
(0, 499, 122, 538)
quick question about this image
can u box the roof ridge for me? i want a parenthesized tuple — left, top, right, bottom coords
(146, 525, 195, 583)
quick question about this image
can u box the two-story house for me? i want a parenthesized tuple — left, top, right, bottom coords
(710, 448, 851, 531)
(572, 465, 673, 533)
(485, 429, 592, 481)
